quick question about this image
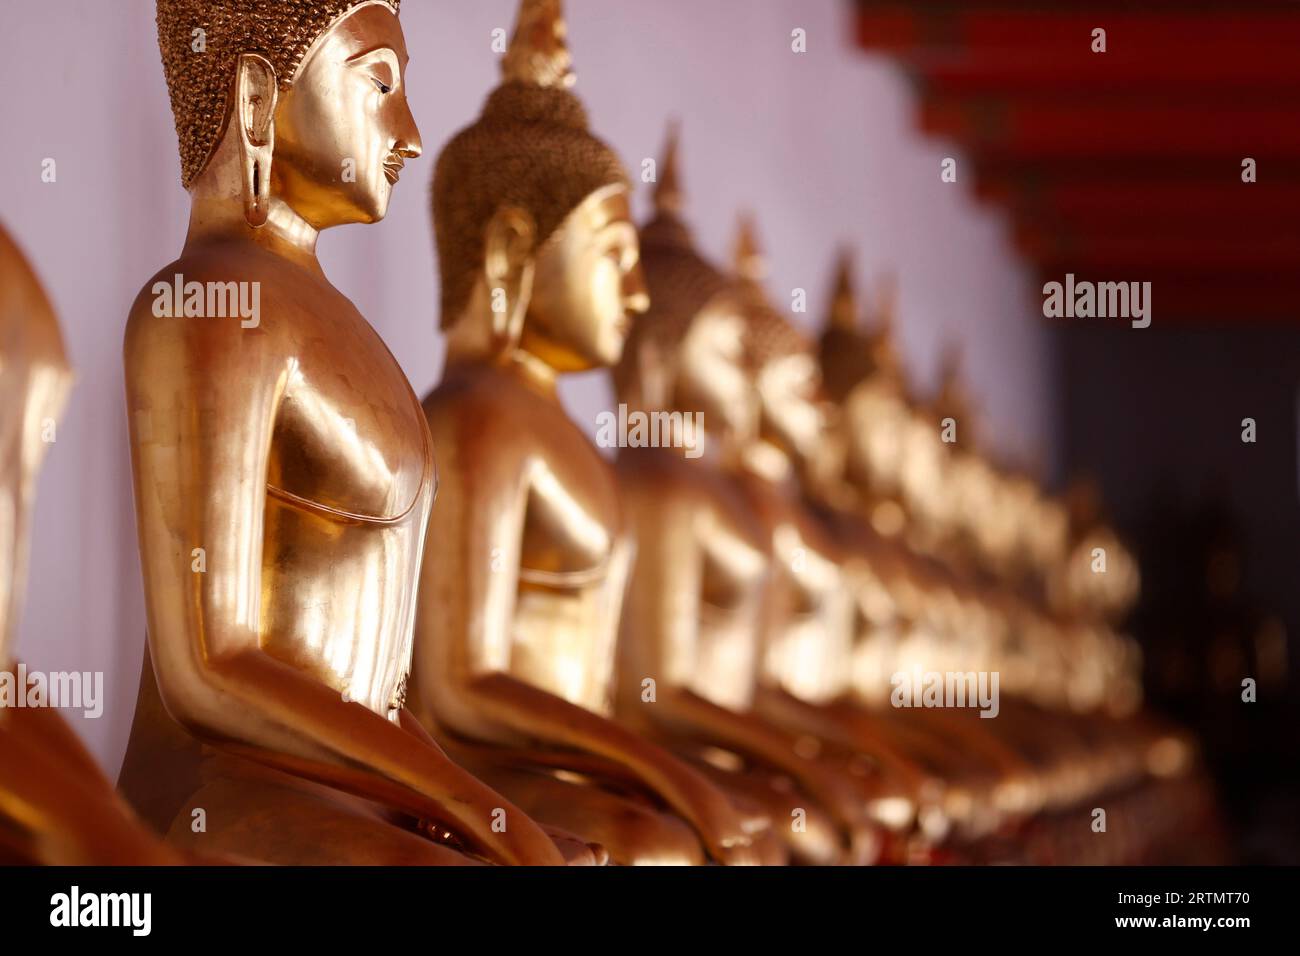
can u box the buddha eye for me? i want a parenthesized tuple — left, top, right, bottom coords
(373, 77, 392, 94)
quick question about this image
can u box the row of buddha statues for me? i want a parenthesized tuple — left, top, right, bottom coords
(0, 0, 1223, 866)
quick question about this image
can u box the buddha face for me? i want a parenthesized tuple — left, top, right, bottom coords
(676, 293, 756, 443)
(755, 351, 823, 466)
(524, 185, 648, 371)
(271, 4, 421, 227)
(843, 381, 909, 492)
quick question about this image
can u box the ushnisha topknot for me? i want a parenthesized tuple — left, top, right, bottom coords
(614, 122, 734, 404)
(156, 0, 401, 188)
(817, 252, 904, 401)
(432, 0, 629, 327)
(731, 213, 814, 370)
(929, 343, 974, 432)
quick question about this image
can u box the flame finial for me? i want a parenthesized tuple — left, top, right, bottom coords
(828, 247, 859, 331)
(872, 271, 898, 334)
(501, 0, 576, 89)
(934, 342, 972, 426)
(655, 119, 685, 217)
(733, 211, 767, 283)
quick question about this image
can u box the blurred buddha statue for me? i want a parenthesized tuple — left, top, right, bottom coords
(924, 381, 1168, 841)
(1050, 478, 1141, 624)
(608, 125, 886, 864)
(0, 222, 182, 865)
(708, 217, 969, 861)
(410, 0, 762, 866)
(820, 270, 913, 541)
(728, 215, 851, 713)
(812, 258, 1039, 849)
(117, 0, 579, 866)
(922, 347, 1007, 575)
(920, 365, 1113, 826)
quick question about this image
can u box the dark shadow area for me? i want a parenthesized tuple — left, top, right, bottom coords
(1054, 321, 1300, 864)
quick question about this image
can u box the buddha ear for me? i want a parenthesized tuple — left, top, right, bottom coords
(483, 205, 537, 355)
(234, 53, 278, 229)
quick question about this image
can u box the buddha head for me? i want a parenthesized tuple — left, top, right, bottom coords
(613, 124, 754, 449)
(157, 0, 421, 229)
(433, 0, 647, 372)
(930, 344, 972, 429)
(0, 223, 72, 665)
(814, 258, 920, 542)
(733, 215, 823, 472)
(816, 260, 913, 498)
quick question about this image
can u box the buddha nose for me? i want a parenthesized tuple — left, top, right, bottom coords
(395, 102, 422, 159)
(396, 136, 422, 160)
(622, 262, 650, 315)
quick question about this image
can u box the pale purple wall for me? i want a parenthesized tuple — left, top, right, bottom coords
(0, 0, 1048, 770)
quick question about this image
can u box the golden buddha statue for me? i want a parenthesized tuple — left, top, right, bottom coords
(809, 256, 1039, 852)
(706, 217, 970, 861)
(605, 125, 886, 865)
(0, 222, 184, 865)
(116, 0, 582, 866)
(410, 0, 762, 866)
(1050, 478, 1141, 623)
(910, 361, 1173, 853)
(913, 365, 1109, 834)
(821, 270, 914, 542)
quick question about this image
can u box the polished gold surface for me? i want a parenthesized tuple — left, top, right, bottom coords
(411, 0, 763, 866)
(728, 216, 854, 708)
(609, 128, 880, 865)
(726, 232, 976, 860)
(806, 253, 1200, 860)
(0, 224, 69, 665)
(0, 0, 1212, 870)
(0, 221, 180, 866)
(116, 1, 573, 866)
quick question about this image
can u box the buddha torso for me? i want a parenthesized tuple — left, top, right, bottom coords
(122, 243, 435, 783)
(808, 500, 903, 708)
(254, 270, 433, 718)
(738, 470, 853, 705)
(616, 445, 769, 713)
(0, 224, 72, 646)
(0, 223, 182, 864)
(421, 359, 628, 718)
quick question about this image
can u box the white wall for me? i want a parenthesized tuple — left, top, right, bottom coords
(0, 0, 1047, 770)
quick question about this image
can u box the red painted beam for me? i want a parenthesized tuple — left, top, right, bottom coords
(1008, 196, 1300, 243)
(857, 7, 1300, 58)
(1015, 219, 1300, 266)
(920, 96, 1300, 160)
(976, 155, 1300, 183)
(915, 49, 1300, 95)
(1030, 273, 1300, 322)
(1024, 267, 1300, 319)
(1024, 233, 1300, 270)
(985, 181, 1300, 221)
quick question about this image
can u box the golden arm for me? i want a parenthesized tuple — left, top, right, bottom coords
(622, 497, 872, 840)
(413, 440, 756, 863)
(123, 310, 561, 866)
(0, 706, 183, 865)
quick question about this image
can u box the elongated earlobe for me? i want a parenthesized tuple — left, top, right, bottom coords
(483, 206, 537, 357)
(235, 53, 278, 229)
